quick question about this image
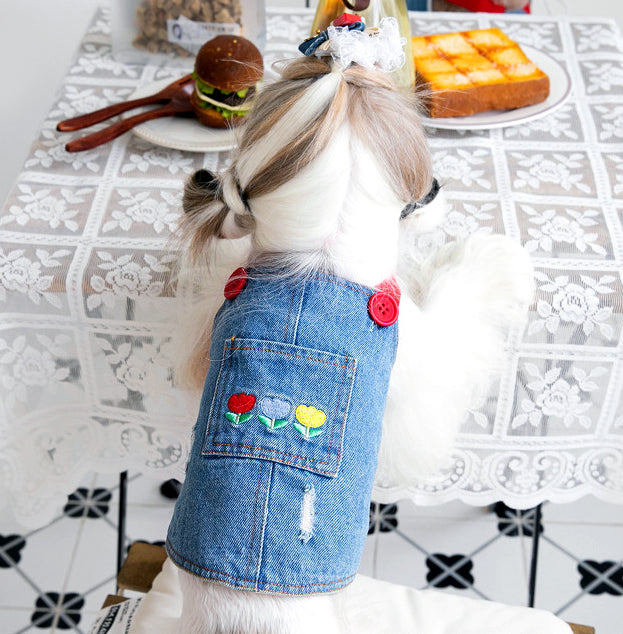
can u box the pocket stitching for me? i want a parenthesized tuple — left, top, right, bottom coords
(203, 339, 356, 474)
(210, 344, 353, 465)
(205, 338, 235, 440)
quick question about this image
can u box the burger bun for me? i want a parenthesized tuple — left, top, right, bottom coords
(194, 35, 263, 93)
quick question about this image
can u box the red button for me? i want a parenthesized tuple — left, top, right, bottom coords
(368, 292, 399, 327)
(224, 268, 247, 300)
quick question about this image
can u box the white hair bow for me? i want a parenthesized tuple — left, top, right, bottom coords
(299, 16, 406, 73)
(323, 17, 406, 72)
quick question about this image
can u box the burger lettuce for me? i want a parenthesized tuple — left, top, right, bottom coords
(191, 71, 255, 120)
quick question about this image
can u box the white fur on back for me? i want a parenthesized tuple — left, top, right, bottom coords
(177, 570, 340, 634)
(326, 137, 404, 286)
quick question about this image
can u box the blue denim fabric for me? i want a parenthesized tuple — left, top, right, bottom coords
(166, 271, 397, 595)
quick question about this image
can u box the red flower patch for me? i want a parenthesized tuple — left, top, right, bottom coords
(227, 393, 256, 414)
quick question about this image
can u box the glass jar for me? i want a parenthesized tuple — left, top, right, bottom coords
(112, 0, 266, 67)
(311, 0, 414, 89)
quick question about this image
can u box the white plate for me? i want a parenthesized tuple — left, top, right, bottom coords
(421, 46, 572, 130)
(129, 78, 238, 152)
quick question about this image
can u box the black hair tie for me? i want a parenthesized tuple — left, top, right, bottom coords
(192, 169, 219, 192)
(400, 178, 441, 219)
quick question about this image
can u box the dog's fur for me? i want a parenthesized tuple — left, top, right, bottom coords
(171, 56, 534, 633)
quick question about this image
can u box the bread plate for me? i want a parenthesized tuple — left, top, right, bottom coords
(420, 46, 571, 131)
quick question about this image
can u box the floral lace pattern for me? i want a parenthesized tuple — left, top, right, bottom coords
(2, 185, 94, 233)
(85, 251, 177, 313)
(0, 9, 623, 526)
(102, 189, 181, 235)
(519, 204, 610, 257)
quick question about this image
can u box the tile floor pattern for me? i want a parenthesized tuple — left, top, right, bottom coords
(0, 473, 622, 633)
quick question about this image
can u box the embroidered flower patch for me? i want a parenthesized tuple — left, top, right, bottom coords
(225, 393, 256, 425)
(258, 397, 291, 430)
(294, 405, 326, 439)
(223, 392, 328, 440)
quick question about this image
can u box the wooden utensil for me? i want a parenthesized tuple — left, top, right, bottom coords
(57, 74, 193, 132)
(63, 81, 195, 153)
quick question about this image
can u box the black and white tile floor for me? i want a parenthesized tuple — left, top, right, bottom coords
(1, 472, 621, 633)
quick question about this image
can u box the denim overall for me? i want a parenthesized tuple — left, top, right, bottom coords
(166, 270, 398, 595)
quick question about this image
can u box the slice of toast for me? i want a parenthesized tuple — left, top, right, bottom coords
(412, 28, 550, 118)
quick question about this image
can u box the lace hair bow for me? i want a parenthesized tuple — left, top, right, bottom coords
(299, 15, 406, 73)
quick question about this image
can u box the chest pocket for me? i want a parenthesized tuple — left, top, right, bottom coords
(202, 337, 357, 478)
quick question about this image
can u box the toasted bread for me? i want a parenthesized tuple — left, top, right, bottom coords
(412, 28, 550, 118)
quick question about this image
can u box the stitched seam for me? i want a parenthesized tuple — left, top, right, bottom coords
(202, 451, 339, 475)
(203, 340, 230, 441)
(291, 280, 305, 344)
(339, 356, 357, 465)
(217, 343, 234, 417)
(229, 346, 355, 369)
(167, 539, 355, 588)
(329, 356, 348, 466)
(245, 461, 264, 579)
(283, 290, 296, 343)
(255, 461, 273, 588)
(309, 274, 374, 297)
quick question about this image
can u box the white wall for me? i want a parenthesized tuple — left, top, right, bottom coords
(0, 1, 101, 207)
(0, 0, 620, 207)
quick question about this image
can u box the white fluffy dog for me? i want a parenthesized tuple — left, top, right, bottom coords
(165, 26, 534, 634)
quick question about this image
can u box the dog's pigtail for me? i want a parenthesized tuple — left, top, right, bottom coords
(173, 168, 253, 391)
(220, 170, 255, 239)
(179, 168, 255, 270)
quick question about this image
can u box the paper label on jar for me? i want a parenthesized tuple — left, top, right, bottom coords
(167, 16, 241, 53)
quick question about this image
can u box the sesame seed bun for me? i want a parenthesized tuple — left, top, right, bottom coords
(194, 35, 263, 93)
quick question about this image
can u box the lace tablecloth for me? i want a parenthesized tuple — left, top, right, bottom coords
(1, 6, 623, 527)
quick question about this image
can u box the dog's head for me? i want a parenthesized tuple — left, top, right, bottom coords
(179, 55, 435, 286)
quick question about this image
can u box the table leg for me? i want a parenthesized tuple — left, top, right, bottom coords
(528, 503, 542, 607)
(116, 470, 128, 586)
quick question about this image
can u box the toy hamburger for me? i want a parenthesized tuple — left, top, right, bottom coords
(191, 35, 264, 128)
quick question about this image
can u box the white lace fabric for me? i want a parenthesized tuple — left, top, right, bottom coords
(1, 7, 623, 527)
(319, 17, 406, 72)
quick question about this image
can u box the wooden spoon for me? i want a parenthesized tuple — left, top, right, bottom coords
(57, 74, 193, 132)
(64, 81, 195, 153)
